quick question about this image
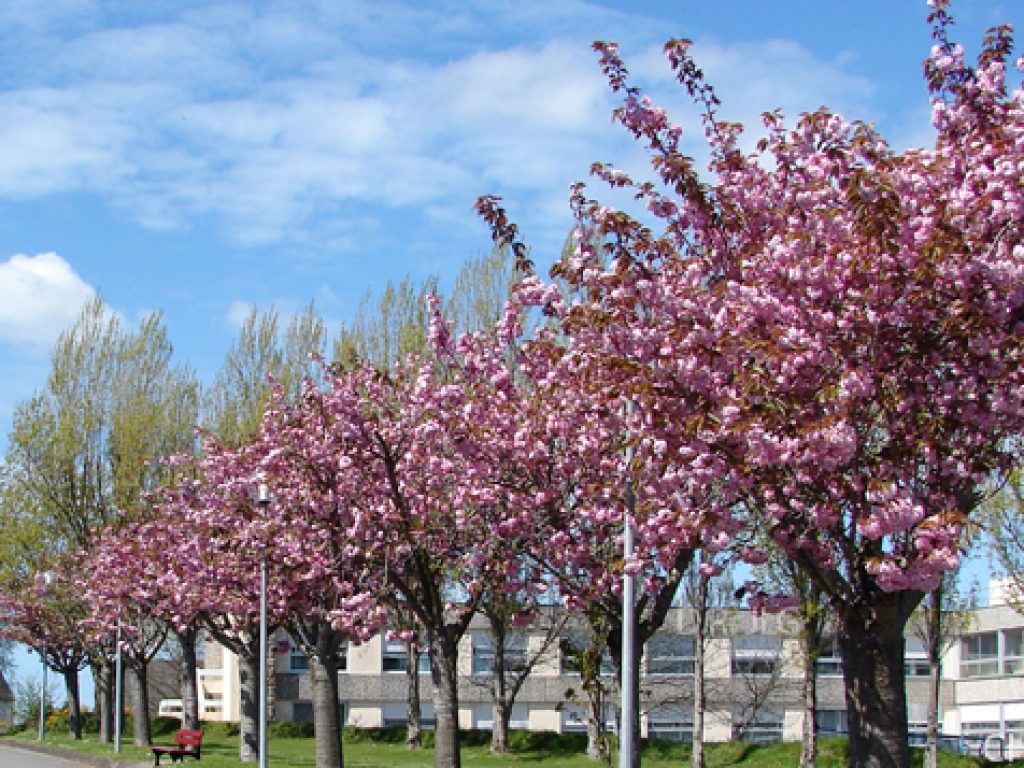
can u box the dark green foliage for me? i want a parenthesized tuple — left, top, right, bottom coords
(268, 720, 315, 738)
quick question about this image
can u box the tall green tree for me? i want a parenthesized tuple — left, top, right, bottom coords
(983, 467, 1024, 610)
(203, 303, 326, 444)
(334, 277, 437, 370)
(0, 297, 199, 740)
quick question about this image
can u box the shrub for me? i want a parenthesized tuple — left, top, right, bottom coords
(269, 720, 315, 738)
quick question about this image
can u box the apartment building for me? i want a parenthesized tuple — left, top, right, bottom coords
(175, 580, 1024, 755)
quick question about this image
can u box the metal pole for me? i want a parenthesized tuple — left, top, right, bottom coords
(619, 473, 636, 768)
(37, 651, 46, 741)
(258, 482, 270, 768)
(115, 625, 123, 753)
(259, 557, 268, 768)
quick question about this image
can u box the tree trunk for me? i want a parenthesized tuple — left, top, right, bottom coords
(800, 640, 817, 768)
(490, 634, 509, 754)
(925, 590, 943, 768)
(132, 663, 152, 746)
(585, 692, 604, 762)
(311, 653, 344, 768)
(692, 630, 705, 768)
(95, 660, 113, 743)
(406, 642, 422, 748)
(692, 576, 709, 768)
(63, 669, 82, 740)
(238, 651, 260, 763)
(839, 615, 910, 768)
(428, 632, 461, 768)
(492, 699, 510, 754)
(177, 629, 201, 731)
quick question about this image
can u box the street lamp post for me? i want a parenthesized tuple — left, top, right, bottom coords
(115, 623, 123, 753)
(619, 474, 636, 768)
(257, 482, 271, 768)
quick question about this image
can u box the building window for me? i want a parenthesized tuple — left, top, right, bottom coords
(382, 702, 436, 729)
(961, 632, 999, 677)
(471, 702, 528, 730)
(731, 635, 781, 677)
(293, 701, 313, 722)
(733, 707, 783, 744)
(560, 703, 616, 734)
(382, 639, 430, 674)
(815, 638, 842, 677)
(647, 633, 695, 676)
(1005, 720, 1024, 759)
(560, 633, 615, 675)
(904, 637, 931, 677)
(815, 709, 848, 736)
(290, 641, 346, 672)
(290, 644, 309, 672)
(961, 719, 1001, 755)
(647, 705, 693, 742)
(1004, 629, 1024, 674)
(471, 632, 527, 675)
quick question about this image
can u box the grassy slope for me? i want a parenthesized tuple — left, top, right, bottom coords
(4, 725, 1020, 767)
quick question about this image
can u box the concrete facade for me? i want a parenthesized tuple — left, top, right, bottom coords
(180, 582, 1024, 753)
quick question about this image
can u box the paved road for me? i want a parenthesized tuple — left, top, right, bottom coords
(0, 743, 88, 767)
(0, 742, 146, 768)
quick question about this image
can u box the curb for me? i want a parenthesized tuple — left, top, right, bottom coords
(1, 739, 150, 767)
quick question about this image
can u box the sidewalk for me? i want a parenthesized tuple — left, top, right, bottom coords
(0, 739, 150, 768)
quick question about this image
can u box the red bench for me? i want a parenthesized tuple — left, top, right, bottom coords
(151, 728, 203, 765)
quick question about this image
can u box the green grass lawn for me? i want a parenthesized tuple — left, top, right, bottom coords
(5, 724, 1023, 767)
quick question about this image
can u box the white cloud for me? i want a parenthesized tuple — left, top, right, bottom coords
(0, 252, 95, 347)
(0, 0, 890, 256)
(226, 299, 254, 328)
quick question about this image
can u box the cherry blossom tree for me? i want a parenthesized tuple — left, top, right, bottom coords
(476, 180, 748, 768)
(85, 512, 210, 742)
(151, 438, 292, 764)
(535, 5, 1024, 766)
(316, 290, 561, 768)
(253, 376, 389, 768)
(0, 559, 90, 739)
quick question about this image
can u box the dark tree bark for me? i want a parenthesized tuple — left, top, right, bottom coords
(924, 587, 943, 768)
(691, 573, 709, 768)
(799, 635, 818, 768)
(237, 651, 260, 763)
(131, 664, 151, 745)
(288, 620, 350, 768)
(93, 660, 113, 742)
(428, 631, 462, 768)
(311, 652, 344, 768)
(176, 628, 201, 731)
(62, 669, 81, 739)
(838, 602, 912, 768)
(405, 640, 422, 748)
(39, 648, 87, 742)
(492, 697, 511, 754)
(203, 618, 266, 763)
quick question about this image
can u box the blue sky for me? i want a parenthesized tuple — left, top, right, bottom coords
(1, 0, 1020, 698)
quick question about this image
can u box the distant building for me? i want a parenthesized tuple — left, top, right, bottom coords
(0, 669, 14, 729)
(172, 579, 1024, 760)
